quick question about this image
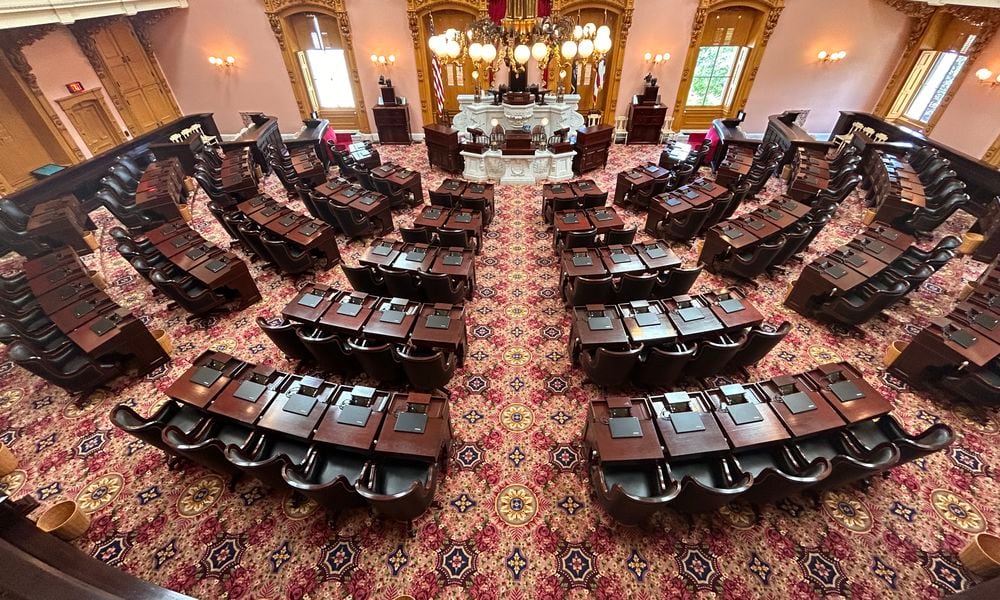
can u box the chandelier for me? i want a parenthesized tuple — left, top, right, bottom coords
(428, 1, 612, 77)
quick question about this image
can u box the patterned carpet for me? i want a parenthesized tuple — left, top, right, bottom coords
(0, 142, 997, 600)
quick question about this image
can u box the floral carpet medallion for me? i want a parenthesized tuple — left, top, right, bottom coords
(0, 142, 996, 599)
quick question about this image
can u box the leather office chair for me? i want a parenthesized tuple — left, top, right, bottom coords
(728, 321, 791, 370)
(0, 323, 73, 358)
(671, 163, 696, 189)
(207, 202, 242, 241)
(342, 264, 387, 295)
(924, 176, 964, 204)
(545, 197, 579, 225)
(703, 192, 736, 229)
(816, 279, 909, 325)
(658, 204, 712, 241)
(0, 307, 56, 338)
(282, 444, 368, 514)
(846, 415, 954, 464)
(400, 226, 433, 244)
(418, 272, 469, 303)
(579, 345, 643, 387)
(256, 316, 310, 360)
(372, 176, 409, 209)
(767, 223, 812, 269)
(0, 273, 28, 295)
(354, 168, 376, 191)
(941, 369, 1000, 405)
(161, 420, 253, 480)
(0, 290, 39, 318)
(652, 264, 703, 298)
(664, 456, 753, 513)
(236, 221, 273, 263)
(110, 401, 209, 456)
(562, 229, 598, 250)
(295, 328, 357, 374)
(615, 272, 656, 303)
(902, 192, 970, 233)
(717, 236, 785, 279)
(590, 461, 678, 526)
(794, 431, 900, 490)
(98, 175, 135, 205)
(397, 346, 457, 391)
(812, 172, 862, 206)
(226, 431, 311, 490)
(735, 447, 831, 505)
(150, 269, 228, 316)
(329, 204, 376, 239)
(379, 266, 422, 300)
(563, 275, 613, 306)
(428, 190, 456, 207)
(8, 340, 119, 394)
(296, 186, 323, 219)
(719, 183, 750, 222)
(94, 189, 156, 231)
(801, 208, 835, 248)
(909, 146, 939, 171)
(582, 191, 609, 208)
(261, 236, 316, 275)
(687, 333, 747, 377)
(460, 196, 494, 226)
(347, 338, 403, 383)
(885, 262, 934, 291)
(0, 199, 28, 232)
(635, 343, 695, 387)
(111, 154, 145, 179)
(357, 461, 439, 529)
(437, 228, 476, 253)
(604, 226, 636, 246)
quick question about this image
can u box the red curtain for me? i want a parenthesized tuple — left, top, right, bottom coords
(537, 0, 551, 17)
(488, 0, 506, 24)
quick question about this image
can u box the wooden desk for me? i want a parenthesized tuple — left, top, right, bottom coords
(804, 363, 892, 424)
(256, 375, 337, 439)
(705, 384, 790, 450)
(572, 305, 630, 349)
(423, 124, 463, 173)
(573, 125, 613, 175)
(756, 375, 846, 438)
(650, 393, 730, 460)
(208, 366, 286, 424)
(586, 397, 663, 463)
(375, 393, 450, 462)
(165, 352, 247, 409)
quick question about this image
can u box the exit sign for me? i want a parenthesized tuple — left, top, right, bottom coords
(65, 81, 84, 93)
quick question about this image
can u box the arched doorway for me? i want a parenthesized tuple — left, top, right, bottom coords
(672, 0, 784, 131)
(265, 0, 370, 131)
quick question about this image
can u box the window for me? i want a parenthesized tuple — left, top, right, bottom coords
(303, 48, 355, 109)
(686, 45, 749, 107)
(901, 50, 967, 123)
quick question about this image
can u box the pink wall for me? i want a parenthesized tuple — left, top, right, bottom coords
(932, 33, 1000, 159)
(349, 0, 424, 133)
(742, 0, 909, 134)
(615, 0, 699, 121)
(23, 27, 130, 158)
(147, 0, 301, 133)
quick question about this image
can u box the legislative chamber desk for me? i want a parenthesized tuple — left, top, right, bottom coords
(561, 241, 682, 292)
(312, 180, 394, 233)
(613, 164, 672, 208)
(832, 111, 1000, 262)
(143, 221, 261, 309)
(361, 239, 476, 294)
(762, 111, 831, 171)
(372, 162, 424, 201)
(431, 179, 495, 215)
(699, 197, 813, 272)
(890, 258, 1000, 396)
(6, 113, 218, 214)
(784, 224, 916, 315)
(570, 290, 763, 353)
(645, 178, 732, 235)
(710, 117, 761, 172)
(583, 361, 935, 521)
(22, 251, 169, 376)
(25, 195, 96, 255)
(163, 351, 451, 463)
(221, 114, 288, 180)
(235, 196, 341, 264)
(552, 206, 625, 246)
(282, 284, 467, 359)
(284, 118, 329, 163)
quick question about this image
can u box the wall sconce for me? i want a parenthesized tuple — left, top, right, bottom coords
(370, 54, 396, 75)
(975, 67, 1000, 88)
(817, 50, 847, 62)
(643, 52, 670, 65)
(209, 55, 236, 68)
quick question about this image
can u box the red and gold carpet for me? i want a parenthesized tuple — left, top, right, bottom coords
(0, 143, 996, 599)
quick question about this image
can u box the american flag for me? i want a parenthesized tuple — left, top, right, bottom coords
(429, 18, 446, 120)
(593, 58, 606, 99)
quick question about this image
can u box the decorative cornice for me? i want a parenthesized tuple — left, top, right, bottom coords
(0, 0, 187, 30)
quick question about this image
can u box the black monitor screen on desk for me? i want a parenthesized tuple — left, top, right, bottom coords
(830, 380, 864, 402)
(233, 380, 266, 402)
(190, 366, 223, 388)
(587, 315, 613, 330)
(395, 412, 428, 433)
(608, 416, 643, 439)
(671, 412, 706, 434)
(337, 404, 372, 427)
(284, 393, 317, 417)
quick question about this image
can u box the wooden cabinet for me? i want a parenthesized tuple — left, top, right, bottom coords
(573, 125, 613, 175)
(423, 124, 463, 173)
(627, 98, 667, 145)
(373, 104, 412, 145)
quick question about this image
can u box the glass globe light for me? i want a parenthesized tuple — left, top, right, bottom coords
(976, 67, 992, 81)
(428, 35, 442, 54)
(654, 53, 662, 63)
(541, 117, 549, 126)
(817, 50, 828, 60)
(597, 25, 611, 39)
(468, 42, 483, 62)
(594, 35, 612, 54)
(446, 28, 456, 39)
(378, 55, 386, 64)
(514, 44, 531, 64)
(644, 52, 652, 62)
(559, 69, 567, 80)
(573, 25, 583, 40)
(531, 41, 548, 62)
(578, 39, 594, 59)
(584, 22, 597, 36)
(472, 70, 479, 81)
(561, 40, 578, 60)
(446, 39, 461, 59)
(481, 43, 497, 63)
(371, 54, 378, 63)
(490, 118, 499, 127)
